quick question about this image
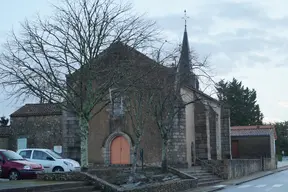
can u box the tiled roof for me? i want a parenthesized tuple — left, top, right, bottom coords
(10, 103, 62, 117)
(231, 125, 277, 139)
(232, 125, 274, 129)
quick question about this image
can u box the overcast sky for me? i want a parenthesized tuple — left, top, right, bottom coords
(0, 0, 287, 123)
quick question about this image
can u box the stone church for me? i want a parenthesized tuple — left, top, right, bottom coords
(7, 25, 231, 168)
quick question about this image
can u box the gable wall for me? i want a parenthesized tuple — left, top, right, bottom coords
(62, 104, 162, 165)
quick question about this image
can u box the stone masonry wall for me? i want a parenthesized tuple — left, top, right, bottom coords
(0, 126, 10, 149)
(62, 109, 81, 162)
(221, 105, 231, 159)
(209, 107, 217, 160)
(167, 107, 187, 167)
(194, 101, 207, 160)
(10, 115, 62, 151)
(224, 159, 262, 179)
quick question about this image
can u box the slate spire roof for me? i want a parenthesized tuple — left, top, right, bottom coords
(177, 11, 199, 90)
(178, 25, 190, 75)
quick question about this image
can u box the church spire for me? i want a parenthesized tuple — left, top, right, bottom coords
(177, 10, 199, 90)
(178, 10, 191, 83)
(183, 10, 189, 32)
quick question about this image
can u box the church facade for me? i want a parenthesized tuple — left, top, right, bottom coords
(61, 25, 231, 167)
(8, 26, 231, 168)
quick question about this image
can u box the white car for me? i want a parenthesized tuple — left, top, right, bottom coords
(16, 148, 80, 173)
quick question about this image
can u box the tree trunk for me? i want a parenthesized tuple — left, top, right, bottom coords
(161, 139, 168, 172)
(79, 116, 89, 170)
(128, 140, 140, 183)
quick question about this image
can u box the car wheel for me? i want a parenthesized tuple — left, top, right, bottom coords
(52, 167, 64, 172)
(9, 170, 20, 180)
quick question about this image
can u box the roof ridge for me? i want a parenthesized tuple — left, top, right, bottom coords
(10, 103, 62, 117)
(25, 103, 60, 105)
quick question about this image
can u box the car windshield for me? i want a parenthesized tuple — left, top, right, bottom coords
(2, 151, 24, 161)
(46, 150, 62, 159)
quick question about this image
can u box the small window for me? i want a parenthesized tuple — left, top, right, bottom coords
(19, 150, 32, 159)
(0, 154, 3, 161)
(109, 88, 124, 116)
(32, 150, 51, 160)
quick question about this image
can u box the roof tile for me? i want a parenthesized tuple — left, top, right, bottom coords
(231, 125, 277, 139)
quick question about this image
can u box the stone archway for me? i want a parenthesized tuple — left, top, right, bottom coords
(102, 131, 133, 165)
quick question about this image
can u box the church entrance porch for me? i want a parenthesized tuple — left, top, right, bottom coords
(103, 131, 133, 165)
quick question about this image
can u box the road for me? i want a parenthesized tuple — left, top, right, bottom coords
(219, 169, 288, 192)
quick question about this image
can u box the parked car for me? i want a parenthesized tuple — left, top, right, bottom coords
(0, 149, 43, 180)
(17, 148, 81, 173)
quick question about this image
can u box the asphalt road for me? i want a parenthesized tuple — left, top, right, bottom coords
(219, 169, 288, 192)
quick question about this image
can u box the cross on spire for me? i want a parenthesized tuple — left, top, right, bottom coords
(182, 10, 189, 29)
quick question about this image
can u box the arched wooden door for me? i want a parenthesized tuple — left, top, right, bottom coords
(110, 136, 130, 164)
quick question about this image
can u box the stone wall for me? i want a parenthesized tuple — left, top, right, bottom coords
(203, 158, 276, 180)
(167, 107, 187, 167)
(221, 105, 231, 159)
(62, 109, 81, 162)
(224, 159, 262, 179)
(0, 126, 10, 149)
(194, 101, 207, 160)
(0, 126, 10, 136)
(209, 107, 217, 160)
(263, 158, 277, 170)
(9, 115, 62, 151)
(37, 172, 87, 181)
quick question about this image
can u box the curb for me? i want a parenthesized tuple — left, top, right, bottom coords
(234, 172, 274, 185)
(234, 166, 288, 185)
(203, 187, 225, 192)
(189, 186, 225, 192)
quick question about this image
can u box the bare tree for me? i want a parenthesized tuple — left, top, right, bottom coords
(150, 43, 212, 172)
(0, 0, 158, 168)
(123, 85, 155, 182)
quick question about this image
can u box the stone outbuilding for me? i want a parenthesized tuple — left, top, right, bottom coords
(8, 103, 63, 152)
(231, 125, 277, 159)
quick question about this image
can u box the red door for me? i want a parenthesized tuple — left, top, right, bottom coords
(110, 136, 130, 164)
(232, 140, 239, 158)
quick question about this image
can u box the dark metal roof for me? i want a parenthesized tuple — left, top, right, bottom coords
(10, 103, 62, 117)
